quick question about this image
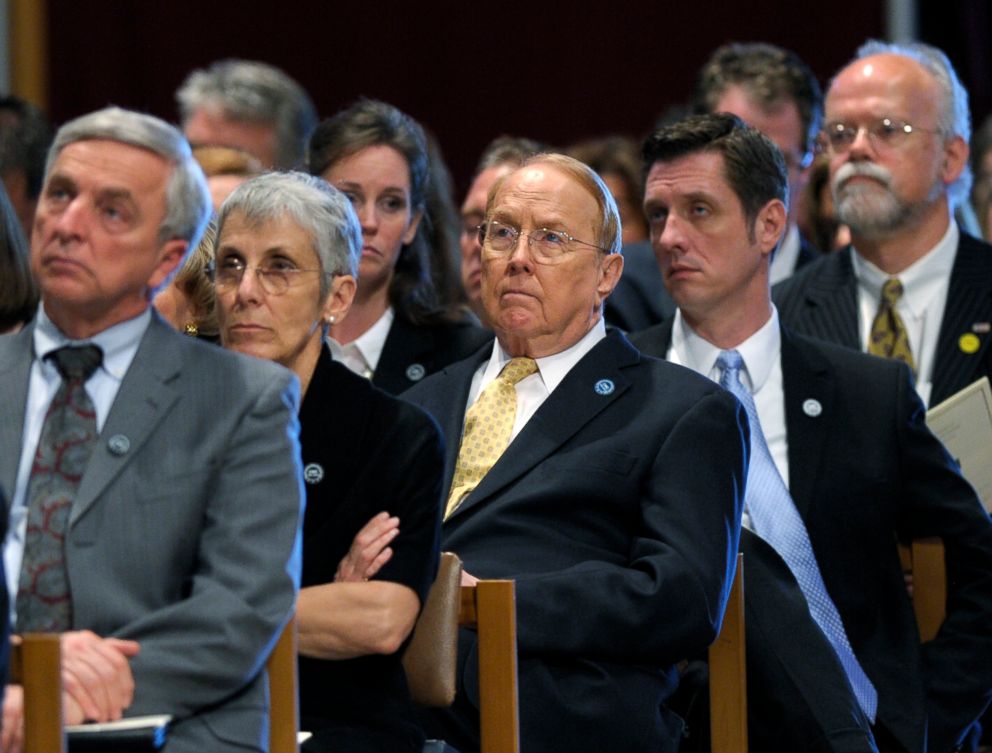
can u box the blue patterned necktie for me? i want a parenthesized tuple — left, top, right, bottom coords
(717, 349, 878, 722)
(16, 344, 103, 632)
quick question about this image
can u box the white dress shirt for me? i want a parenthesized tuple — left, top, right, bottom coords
(329, 306, 394, 380)
(851, 220, 958, 407)
(465, 319, 607, 442)
(5, 305, 150, 616)
(668, 307, 789, 528)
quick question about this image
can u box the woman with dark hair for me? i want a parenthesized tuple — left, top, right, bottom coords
(309, 99, 490, 394)
(0, 181, 37, 333)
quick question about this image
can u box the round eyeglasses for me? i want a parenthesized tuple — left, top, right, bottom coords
(479, 219, 609, 262)
(210, 258, 328, 296)
(819, 118, 940, 154)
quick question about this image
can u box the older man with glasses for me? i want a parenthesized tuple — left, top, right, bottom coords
(774, 40, 991, 409)
(403, 153, 747, 753)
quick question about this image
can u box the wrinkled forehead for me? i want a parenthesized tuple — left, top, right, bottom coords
(489, 164, 601, 233)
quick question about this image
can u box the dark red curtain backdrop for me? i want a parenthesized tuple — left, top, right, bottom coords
(46, 1, 890, 192)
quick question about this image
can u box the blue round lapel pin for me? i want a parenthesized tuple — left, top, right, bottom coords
(594, 379, 615, 396)
(802, 399, 822, 417)
(405, 363, 426, 382)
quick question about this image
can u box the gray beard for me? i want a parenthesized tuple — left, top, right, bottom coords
(835, 181, 920, 239)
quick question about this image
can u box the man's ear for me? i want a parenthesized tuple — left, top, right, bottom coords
(148, 239, 189, 292)
(755, 199, 787, 256)
(941, 135, 969, 186)
(597, 252, 624, 303)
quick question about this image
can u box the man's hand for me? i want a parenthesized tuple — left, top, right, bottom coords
(60, 631, 140, 723)
(461, 569, 479, 587)
(2, 684, 24, 753)
(335, 512, 400, 583)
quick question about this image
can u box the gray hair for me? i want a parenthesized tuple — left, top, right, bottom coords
(850, 39, 972, 207)
(177, 59, 317, 170)
(48, 106, 212, 250)
(216, 172, 361, 299)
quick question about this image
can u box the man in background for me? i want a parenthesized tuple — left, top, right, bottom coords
(177, 58, 317, 170)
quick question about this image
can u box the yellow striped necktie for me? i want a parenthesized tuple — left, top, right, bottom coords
(445, 357, 538, 519)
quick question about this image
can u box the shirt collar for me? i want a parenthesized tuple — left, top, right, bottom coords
(671, 306, 780, 392)
(851, 220, 958, 318)
(328, 306, 394, 372)
(33, 304, 152, 381)
(484, 318, 607, 394)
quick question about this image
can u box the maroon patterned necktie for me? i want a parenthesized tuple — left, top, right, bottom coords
(16, 344, 103, 632)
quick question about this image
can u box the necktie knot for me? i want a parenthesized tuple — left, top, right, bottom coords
(880, 278, 904, 306)
(716, 350, 745, 391)
(47, 345, 103, 382)
(499, 357, 538, 386)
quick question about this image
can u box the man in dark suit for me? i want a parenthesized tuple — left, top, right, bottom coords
(0, 108, 304, 752)
(632, 112, 992, 753)
(774, 40, 990, 408)
(694, 42, 823, 283)
(404, 153, 747, 753)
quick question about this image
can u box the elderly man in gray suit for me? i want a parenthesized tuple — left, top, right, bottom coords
(0, 107, 304, 752)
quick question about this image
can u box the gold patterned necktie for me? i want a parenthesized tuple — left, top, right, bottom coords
(445, 357, 538, 519)
(867, 278, 915, 374)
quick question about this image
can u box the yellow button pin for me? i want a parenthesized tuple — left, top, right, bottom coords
(959, 333, 981, 354)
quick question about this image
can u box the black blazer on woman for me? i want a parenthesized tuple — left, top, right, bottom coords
(298, 347, 443, 753)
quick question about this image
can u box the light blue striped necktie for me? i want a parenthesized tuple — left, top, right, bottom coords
(717, 349, 878, 722)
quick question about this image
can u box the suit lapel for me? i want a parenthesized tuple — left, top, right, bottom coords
(70, 317, 183, 526)
(0, 326, 35, 503)
(791, 249, 860, 348)
(374, 313, 434, 394)
(449, 333, 637, 520)
(931, 234, 992, 404)
(418, 350, 489, 503)
(780, 328, 833, 518)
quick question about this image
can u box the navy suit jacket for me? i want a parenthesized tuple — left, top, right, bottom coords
(632, 321, 992, 753)
(404, 329, 746, 753)
(773, 233, 992, 406)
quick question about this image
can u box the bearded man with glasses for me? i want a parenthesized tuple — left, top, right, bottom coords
(774, 40, 991, 408)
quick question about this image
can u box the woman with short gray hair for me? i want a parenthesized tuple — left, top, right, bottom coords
(213, 171, 442, 753)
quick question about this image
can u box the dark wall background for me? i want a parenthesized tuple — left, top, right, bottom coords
(49, 1, 973, 195)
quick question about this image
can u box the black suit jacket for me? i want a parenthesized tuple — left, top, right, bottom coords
(371, 311, 492, 395)
(404, 330, 747, 753)
(632, 321, 992, 753)
(773, 233, 992, 406)
(297, 347, 443, 752)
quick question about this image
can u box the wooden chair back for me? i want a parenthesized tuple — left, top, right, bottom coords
(10, 633, 65, 753)
(267, 616, 299, 753)
(901, 539, 947, 642)
(709, 552, 747, 753)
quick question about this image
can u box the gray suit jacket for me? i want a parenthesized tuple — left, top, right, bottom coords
(0, 314, 305, 752)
